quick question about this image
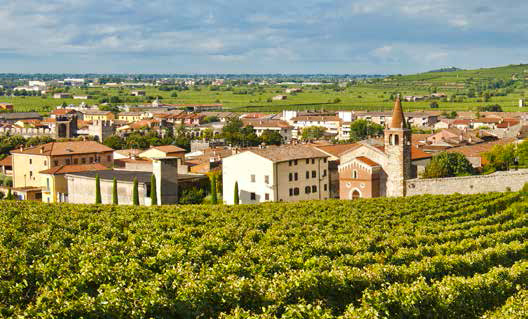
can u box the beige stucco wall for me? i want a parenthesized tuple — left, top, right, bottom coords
(66, 175, 148, 205)
(406, 169, 528, 196)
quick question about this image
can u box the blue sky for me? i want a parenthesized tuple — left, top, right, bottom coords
(1, 0, 527, 74)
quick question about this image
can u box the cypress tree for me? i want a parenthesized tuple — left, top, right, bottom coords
(95, 174, 101, 204)
(112, 177, 118, 205)
(150, 174, 158, 206)
(6, 187, 12, 200)
(234, 181, 239, 205)
(210, 174, 218, 204)
(132, 177, 139, 205)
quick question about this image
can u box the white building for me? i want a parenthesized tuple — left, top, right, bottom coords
(289, 115, 342, 139)
(223, 145, 330, 204)
(242, 119, 294, 143)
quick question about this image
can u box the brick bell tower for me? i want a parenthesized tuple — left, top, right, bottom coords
(384, 96, 412, 197)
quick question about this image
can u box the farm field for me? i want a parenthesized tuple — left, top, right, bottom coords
(1, 192, 527, 318)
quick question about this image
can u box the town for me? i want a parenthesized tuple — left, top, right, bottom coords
(1, 76, 527, 205)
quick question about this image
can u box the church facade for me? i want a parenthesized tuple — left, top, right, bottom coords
(338, 97, 413, 199)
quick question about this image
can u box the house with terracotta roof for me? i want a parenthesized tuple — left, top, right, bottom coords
(139, 145, 186, 161)
(10, 141, 114, 200)
(222, 145, 330, 204)
(446, 138, 517, 168)
(242, 119, 294, 143)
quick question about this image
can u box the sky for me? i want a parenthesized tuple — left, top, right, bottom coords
(1, 0, 528, 74)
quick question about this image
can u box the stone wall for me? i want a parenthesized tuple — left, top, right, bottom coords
(406, 169, 528, 196)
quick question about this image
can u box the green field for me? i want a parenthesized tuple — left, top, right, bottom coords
(1, 192, 528, 318)
(2, 64, 528, 114)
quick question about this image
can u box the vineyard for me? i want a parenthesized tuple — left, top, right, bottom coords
(1, 193, 528, 318)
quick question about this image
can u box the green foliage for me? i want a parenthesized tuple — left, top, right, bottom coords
(423, 152, 474, 178)
(483, 143, 516, 172)
(259, 129, 283, 145)
(221, 118, 260, 147)
(95, 174, 101, 204)
(103, 135, 126, 150)
(210, 174, 218, 204)
(430, 101, 439, 108)
(479, 104, 503, 112)
(301, 126, 326, 140)
(349, 119, 384, 142)
(0, 192, 526, 317)
(179, 187, 205, 204)
(5, 187, 13, 200)
(112, 177, 118, 205)
(234, 182, 239, 205)
(150, 174, 157, 206)
(132, 177, 139, 205)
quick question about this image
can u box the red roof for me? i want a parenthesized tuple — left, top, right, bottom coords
(40, 163, 108, 175)
(355, 156, 380, 167)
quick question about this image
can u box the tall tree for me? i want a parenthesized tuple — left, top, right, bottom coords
(95, 174, 102, 204)
(132, 177, 139, 205)
(112, 177, 118, 205)
(234, 181, 239, 205)
(422, 152, 474, 178)
(210, 175, 218, 204)
(150, 174, 158, 206)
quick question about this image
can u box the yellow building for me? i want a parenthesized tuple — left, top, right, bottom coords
(40, 163, 108, 203)
(82, 110, 115, 121)
(117, 112, 146, 123)
(139, 145, 186, 160)
(10, 141, 114, 200)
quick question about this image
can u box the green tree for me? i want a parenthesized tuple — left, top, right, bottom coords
(103, 135, 126, 150)
(210, 175, 218, 204)
(95, 174, 102, 204)
(349, 119, 384, 142)
(422, 152, 474, 178)
(516, 140, 528, 166)
(6, 187, 13, 200)
(301, 126, 326, 140)
(112, 177, 118, 205)
(260, 130, 283, 145)
(430, 101, 439, 108)
(234, 181, 239, 205)
(132, 177, 139, 205)
(150, 174, 158, 205)
(484, 143, 516, 172)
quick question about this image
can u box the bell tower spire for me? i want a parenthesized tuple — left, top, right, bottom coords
(384, 95, 412, 197)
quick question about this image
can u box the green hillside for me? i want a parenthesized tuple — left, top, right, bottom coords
(1, 193, 528, 318)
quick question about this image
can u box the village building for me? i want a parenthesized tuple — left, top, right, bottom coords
(223, 145, 330, 204)
(117, 112, 146, 123)
(82, 110, 115, 121)
(242, 119, 294, 143)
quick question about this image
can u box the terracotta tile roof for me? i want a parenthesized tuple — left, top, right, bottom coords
(355, 156, 380, 167)
(446, 138, 516, 159)
(474, 118, 502, 123)
(114, 149, 142, 157)
(313, 143, 360, 157)
(40, 163, 108, 175)
(150, 145, 186, 153)
(411, 147, 433, 160)
(52, 109, 76, 115)
(118, 112, 143, 116)
(82, 110, 113, 115)
(11, 141, 113, 156)
(247, 145, 330, 162)
(0, 155, 12, 166)
(242, 119, 292, 128)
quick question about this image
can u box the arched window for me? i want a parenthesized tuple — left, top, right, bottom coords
(352, 190, 360, 200)
(389, 134, 393, 145)
(352, 169, 358, 179)
(394, 134, 399, 145)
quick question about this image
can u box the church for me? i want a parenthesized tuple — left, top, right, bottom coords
(338, 97, 414, 199)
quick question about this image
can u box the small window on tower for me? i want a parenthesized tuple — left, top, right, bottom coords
(394, 134, 399, 145)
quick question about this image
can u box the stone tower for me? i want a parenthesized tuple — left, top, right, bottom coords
(384, 96, 412, 197)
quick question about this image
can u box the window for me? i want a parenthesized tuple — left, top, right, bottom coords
(289, 188, 293, 196)
(44, 161, 47, 166)
(289, 160, 292, 166)
(89, 157, 94, 163)
(54, 160, 58, 166)
(353, 170, 358, 179)
(323, 169, 327, 177)
(107, 156, 111, 162)
(305, 186, 311, 194)
(312, 185, 317, 193)
(46, 178, 50, 190)
(306, 159, 310, 164)
(294, 160, 298, 165)
(29, 171, 33, 177)
(73, 158, 78, 164)
(312, 170, 316, 178)
(294, 172, 298, 181)
(265, 193, 270, 201)
(324, 158, 327, 163)
(306, 171, 310, 179)
(81, 158, 86, 164)
(324, 184, 328, 191)
(265, 175, 269, 184)
(294, 187, 299, 195)
(29, 159, 32, 165)
(66, 159, 71, 165)
(251, 174, 256, 182)
(394, 134, 399, 145)
(312, 158, 315, 164)
(289, 173, 293, 182)
(250, 192, 256, 200)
